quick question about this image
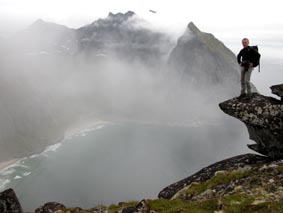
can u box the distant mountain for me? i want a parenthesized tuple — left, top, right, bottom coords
(10, 19, 77, 54)
(0, 12, 243, 163)
(7, 12, 173, 65)
(76, 11, 173, 64)
(167, 22, 239, 85)
(0, 69, 67, 161)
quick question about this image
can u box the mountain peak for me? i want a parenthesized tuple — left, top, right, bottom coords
(168, 22, 239, 85)
(107, 11, 135, 20)
(85, 11, 136, 28)
(28, 19, 69, 32)
(30, 19, 48, 28)
(34, 18, 45, 24)
(187, 22, 201, 34)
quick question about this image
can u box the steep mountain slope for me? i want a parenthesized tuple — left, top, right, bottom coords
(0, 12, 242, 163)
(76, 11, 173, 65)
(168, 22, 239, 85)
(9, 19, 77, 55)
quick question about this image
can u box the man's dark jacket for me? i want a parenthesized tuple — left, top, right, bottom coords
(237, 46, 260, 67)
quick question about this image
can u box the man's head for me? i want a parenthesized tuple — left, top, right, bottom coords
(242, 38, 249, 48)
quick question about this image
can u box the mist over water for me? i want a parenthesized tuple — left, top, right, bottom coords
(0, 12, 282, 212)
(1, 120, 250, 211)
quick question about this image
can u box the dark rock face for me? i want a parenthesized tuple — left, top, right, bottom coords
(159, 85, 282, 200)
(0, 188, 23, 213)
(121, 206, 137, 213)
(271, 84, 283, 101)
(219, 87, 283, 159)
(167, 22, 239, 84)
(0, 193, 152, 213)
(76, 11, 173, 65)
(7, 11, 173, 65)
(174, 158, 283, 205)
(158, 154, 271, 199)
(35, 202, 66, 213)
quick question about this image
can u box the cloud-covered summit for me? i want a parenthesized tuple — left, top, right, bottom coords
(76, 11, 173, 65)
(0, 11, 242, 163)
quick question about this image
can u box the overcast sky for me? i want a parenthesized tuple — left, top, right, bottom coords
(1, 0, 283, 51)
(1, 0, 282, 40)
(1, 0, 282, 34)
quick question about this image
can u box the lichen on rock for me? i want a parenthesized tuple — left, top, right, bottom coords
(219, 85, 283, 159)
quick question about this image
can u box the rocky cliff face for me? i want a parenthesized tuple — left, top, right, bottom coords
(158, 153, 272, 200)
(76, 11, 173, 65)
(219, 85, 283, 159)
(167, 22, 239, 84)
(10, 11, 173, 65)
(158, 84, 282, 202)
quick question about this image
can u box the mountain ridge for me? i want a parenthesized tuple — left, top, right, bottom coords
(0, 11, 240, 165)
(168, 21, 239, 84)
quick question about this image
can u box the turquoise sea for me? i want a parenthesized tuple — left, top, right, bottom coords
(0, 121, 250, 211)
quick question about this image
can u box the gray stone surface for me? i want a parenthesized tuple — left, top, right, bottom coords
(270, 84, 283, 100)
(0, 188, 23, 213)
(219, 91, 283, 159)
(158, 153, 270, 199)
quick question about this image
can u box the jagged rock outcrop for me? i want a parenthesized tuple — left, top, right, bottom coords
(6, 11, 173, 65)
(167, 22, 239, 84)
(159, 85, 282, 199)
(219, 86, 283, 159)
(76, 11, 173, 64)
(158, 153, 271, 199)
(0, 196, 155, 213)
(167, 157, 283, 209)
(0, 188, 23, 213)
(35, 202, 66, 213)
(271, 83, 283, 101)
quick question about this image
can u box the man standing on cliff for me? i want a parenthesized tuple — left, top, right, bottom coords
(237, 38, 260, 98)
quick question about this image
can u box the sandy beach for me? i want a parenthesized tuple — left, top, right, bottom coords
(0, 116, 108, 173)
(0, 117, 106, 173)
(64, 116, 109, 138)
(0, 158, 18, 172)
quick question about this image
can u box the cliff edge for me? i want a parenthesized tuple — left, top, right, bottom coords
(219, 84, 283, 159)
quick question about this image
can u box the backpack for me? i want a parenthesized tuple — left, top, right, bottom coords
(250, 45, 261, 72)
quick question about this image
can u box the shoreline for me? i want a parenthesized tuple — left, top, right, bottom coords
(0, 158, 19, 172)
(64, 119, 110, 138)
(0, 117, 108, 173)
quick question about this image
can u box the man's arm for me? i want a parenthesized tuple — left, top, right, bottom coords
(237, 50, 242, 64)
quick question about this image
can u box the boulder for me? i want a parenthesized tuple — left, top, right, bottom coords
(270, 84, 283, 101)
(35, 202, 66, 213)
(219, 88, 283, 159)
(158, 153, 271, 199)
(0, 188, 23, 213)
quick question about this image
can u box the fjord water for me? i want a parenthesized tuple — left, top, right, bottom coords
(0, 120, 250, 211)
